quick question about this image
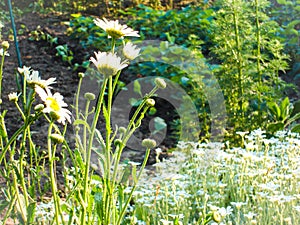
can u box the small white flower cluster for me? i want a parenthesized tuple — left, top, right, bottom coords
(130, 130, 300, 224)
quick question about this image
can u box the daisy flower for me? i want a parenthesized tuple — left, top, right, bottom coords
(18, 66, 31, 77)
(35, 85, 72, 125)
(0, 48, 9, 57)
(94, 18, 139, 39)
(8, 92, 18, 102)
(27, 70, 56, 89)
(90, 51, 128, 78)
(18, 67, 56, 89)
(123, 42, 140, 60)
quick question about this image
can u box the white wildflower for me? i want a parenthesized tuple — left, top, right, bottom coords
(90, 51, 128, 78)
(35, 85, 72, 125)
(123, 42, 140, 60)
(94, 18, 139, 39)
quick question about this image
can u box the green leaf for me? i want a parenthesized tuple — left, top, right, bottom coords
(280, 97, 291, 121)
(267, 122, 284, 133)
(291, 124, 300, 133)
(26, 202, 36, 225)
(267, 102, 281, 121)
(71, 13, 82, 18)
(276, 0, 287, 4)
(286, 112, 300, 126)
(129, 98, 140, 107)
(292, 100, 300, 115)
(133, 80, 142, 97)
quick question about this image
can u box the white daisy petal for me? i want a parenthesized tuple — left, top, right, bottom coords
(90, 51, 128, 78)
(35, 85, 72, 125)
(94, 18, 139, 39)
(123, 42, 140, 60)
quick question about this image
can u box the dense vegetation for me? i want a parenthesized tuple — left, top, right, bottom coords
(0, 0, 299, 224)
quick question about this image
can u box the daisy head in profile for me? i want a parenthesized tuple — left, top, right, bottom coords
(123, 42, 140, 60)
(35, 85, 71, 125)
(93, 18, 139, 39)
(18, 66, 56, 90)
(90, 51, 128, 78)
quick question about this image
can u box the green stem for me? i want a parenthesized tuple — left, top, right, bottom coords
(255, 0, 262, 125)
(75, 76, 83, 120)
(125, 86, 158, 137)
(48, 122, 62, 225)
(0, 50, 6, 101)
(18, 127, 29, 207)
(233, 0, 244, 125)
(104, 76, 113, 224)
(81, 78, 108, 225)
(116, 147, 151, 225)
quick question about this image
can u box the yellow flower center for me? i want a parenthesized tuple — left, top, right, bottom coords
(46, 97, 60, 111)
(98, 65, 117, 77)
(106, 28, 124, 39)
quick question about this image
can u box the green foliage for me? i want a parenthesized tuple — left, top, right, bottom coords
(271, 0, 300, 54)
(121, 4, 213, 50)
(29, 26, 58, 46)
(130, 41, 211, 140)
(267, 97, 300, 133)
(270, 0, 300, 83)
(55, 44, 74, 65)
(210, 0, 290, 135)
(67, 14, 110, 50)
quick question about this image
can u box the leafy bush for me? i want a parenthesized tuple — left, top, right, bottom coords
(121, 4, 213, 51)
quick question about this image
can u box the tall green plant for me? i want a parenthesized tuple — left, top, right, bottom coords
(210, 0, 289, 135)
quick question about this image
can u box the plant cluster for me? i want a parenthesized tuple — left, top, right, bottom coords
(131, 129, 300, 224)
(0, 18, 165, 224)
(210, 0, 291, 137)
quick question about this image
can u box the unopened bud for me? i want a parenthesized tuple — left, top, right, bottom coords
(84, 92, 96, 101)
(49, 111, 61, 121)
(2, 41, 9, 49)
(114, 139, 123, 146)
(34, 104, 44, 111)
(50, 133, 64, 144)
(155, 77, 166, 89)
(142, 138, 157, 149)
(78, 72, 85, 78)
(212, 211, 222, 223)
(118, 126, 127, 134)
(145, 98, 155, 107)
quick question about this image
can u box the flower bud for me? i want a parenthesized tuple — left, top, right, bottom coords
(114, 138, 123, 146)
(78, 72, 85, 78)
(212, 211, 222, 223)
(34, 104, 44, 112)
(91, 163, 98, 171)
(1, 41, 9, 49)
(145, 98, 155, 107)
(8, 92, 18, 102)
(155, 77, 166, 89)
(142, 138, 157, 149)
(84, 92, 96, 101)
(50, 133, 64, 144)
(49, 111, 61, 121)
(118, 126, 127, 134)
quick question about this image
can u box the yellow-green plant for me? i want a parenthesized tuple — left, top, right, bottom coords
(210, 0, 290, 135)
